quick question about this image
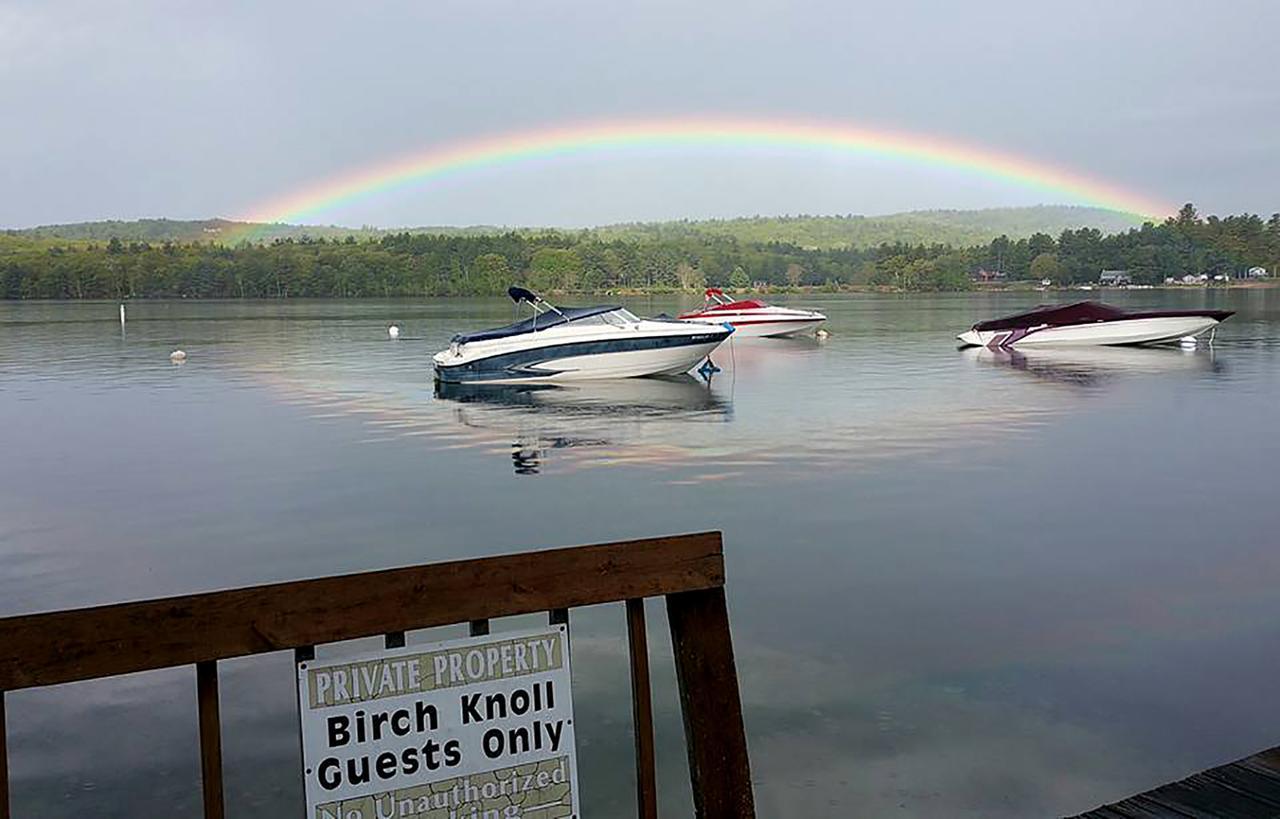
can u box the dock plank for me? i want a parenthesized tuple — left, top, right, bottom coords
(1070, 747, 1280, 818)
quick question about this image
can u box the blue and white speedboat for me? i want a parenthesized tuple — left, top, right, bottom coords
(433, 288, 733, 384)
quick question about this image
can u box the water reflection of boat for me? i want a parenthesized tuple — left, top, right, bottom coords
(435, 374, 730, 415)
(434, 375, 732, 475)
(962, 344, 1222, 386)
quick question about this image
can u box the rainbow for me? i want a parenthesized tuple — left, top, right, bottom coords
(229, 116, 1174, 241)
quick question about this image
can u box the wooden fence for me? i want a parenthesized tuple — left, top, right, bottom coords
(0, 531, 754, 818)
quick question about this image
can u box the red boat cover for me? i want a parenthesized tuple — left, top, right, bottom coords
(703, 299, 767, 311)
(679, 296, 768, 318)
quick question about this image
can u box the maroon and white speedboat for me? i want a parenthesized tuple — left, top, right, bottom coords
(678, 288, 826, 338)
(958, 301, 1233, 348)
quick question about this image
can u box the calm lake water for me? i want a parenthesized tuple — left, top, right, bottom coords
(2, 291, 1278, 817)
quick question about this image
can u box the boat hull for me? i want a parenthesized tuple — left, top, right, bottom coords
(958, 315, 1225, 348)
(685, 317, 824, 338)
(433, 331, 730, 384)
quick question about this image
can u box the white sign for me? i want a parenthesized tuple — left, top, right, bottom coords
(298, 626, 579, 819)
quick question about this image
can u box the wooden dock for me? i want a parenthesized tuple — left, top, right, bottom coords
(1070, 746, 1280, 818)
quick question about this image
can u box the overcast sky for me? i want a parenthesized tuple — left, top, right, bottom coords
(3, 0, 1277, 228)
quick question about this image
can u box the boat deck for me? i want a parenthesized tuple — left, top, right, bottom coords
(1068, 746, 1280, 818)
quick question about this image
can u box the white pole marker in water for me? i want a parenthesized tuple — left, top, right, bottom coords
(119, 304, 126, 324)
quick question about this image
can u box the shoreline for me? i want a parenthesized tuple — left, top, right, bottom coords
(2, 281, 1272, 302)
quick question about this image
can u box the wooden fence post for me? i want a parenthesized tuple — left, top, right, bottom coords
(667, 587, 755, 818)
(196, 661, 225, 819)
(0, 689, 9, 819)
(626, 598, 658, 819)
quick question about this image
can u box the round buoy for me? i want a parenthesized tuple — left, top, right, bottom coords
(1179, 336, 1198, 348)
(170, 349, 187, 363)
(388, 325, 401, 339)
(816, 328, 831, 340)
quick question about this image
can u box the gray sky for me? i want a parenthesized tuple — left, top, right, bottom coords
(3, 0, 1277, 228)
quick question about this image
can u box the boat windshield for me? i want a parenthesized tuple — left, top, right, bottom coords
(568, 308, 639, 328)
(600, 308, 640, 326)
(451, 304, 627, 344)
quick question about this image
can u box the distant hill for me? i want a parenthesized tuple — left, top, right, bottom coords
(6, 205, 1144, 248)
(5, 218, 522, 243)
(584, 206, 1145, 249)
(5, 218, 379, 243)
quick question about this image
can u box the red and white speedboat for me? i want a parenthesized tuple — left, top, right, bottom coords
(677, 289, 826, 338)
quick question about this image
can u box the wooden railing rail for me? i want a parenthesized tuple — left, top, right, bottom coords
(0, 531, 754, 818)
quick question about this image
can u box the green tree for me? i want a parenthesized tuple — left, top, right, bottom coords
(728, 265, 750, 289)
(527, 247, 582, 292)
(471, 253, 511, 293)
(674, 261, 705, 291)
(1029, 252, 1062, 282)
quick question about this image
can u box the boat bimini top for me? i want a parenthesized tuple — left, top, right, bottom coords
(451, 287, 636, 345)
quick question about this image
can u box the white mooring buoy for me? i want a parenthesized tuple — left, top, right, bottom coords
(388, 324, 401, 339)
(170, 349, 187, 363)
(1179, 336, 1198, 349)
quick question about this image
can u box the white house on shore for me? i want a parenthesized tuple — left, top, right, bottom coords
(1247, 266, 1268, 278)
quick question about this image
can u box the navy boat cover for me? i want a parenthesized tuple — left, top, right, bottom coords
(453, 305, 623, 344)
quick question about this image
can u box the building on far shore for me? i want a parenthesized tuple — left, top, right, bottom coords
(973, 268, 1005, 282)
(1099, 270, 1132, 286)
(1247, 266, 1269, 279)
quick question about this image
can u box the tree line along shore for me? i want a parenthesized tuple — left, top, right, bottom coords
(2, 205, 1274, 300)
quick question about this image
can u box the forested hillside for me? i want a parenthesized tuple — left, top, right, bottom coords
(7, 205, 1138, 248)
(9, 218, 381, 244)
(586, 206, 1142, 248)
(1, 205, 1274, 299)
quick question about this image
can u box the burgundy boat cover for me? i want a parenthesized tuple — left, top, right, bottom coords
(973, 301, 1233, 332)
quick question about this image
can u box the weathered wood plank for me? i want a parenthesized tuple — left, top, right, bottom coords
(1070, 745, 1280, 818)
(626, 598, 658, 819)
(667, 586, 755, 818)
(0, 690, 8, 819)
(0, 532, 723, 690)
(1239, 748, 1280, 778)
(196, 661, 224, 819)
(1201, 765, 1280, 809)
